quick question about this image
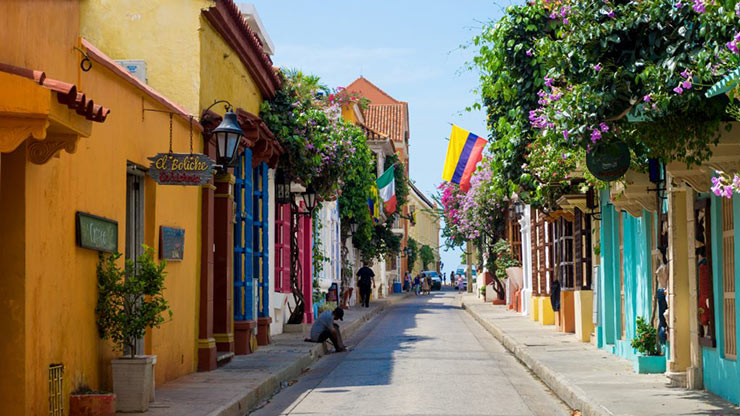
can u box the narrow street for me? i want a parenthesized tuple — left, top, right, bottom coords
(252, 289, 570, 416)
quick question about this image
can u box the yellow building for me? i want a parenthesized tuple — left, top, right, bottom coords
(408, 182, 440, 273)
(0, 2, 204, 413)
(81, 0, 282, 371)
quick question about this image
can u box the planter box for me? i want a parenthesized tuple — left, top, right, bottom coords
(633, 355, 666, 374)
(112, 355, 154, 412)
(70, 393, 115, 416)
(283, 323, 307, 334)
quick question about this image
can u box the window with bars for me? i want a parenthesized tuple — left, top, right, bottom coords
(555, 217, 575, 289)
(695, 198, 716, 347)
(253, 163, 269, 318)
(722, 198, 736, 359)
(274, 203, 291, 293)
(234, 149, 254, 322)
(510, 217, 523, 264)
(574, 208, 593, 290)
(48, 364, 63, 416)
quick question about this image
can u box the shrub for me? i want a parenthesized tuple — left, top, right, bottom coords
(95, 247, 171, 357)
(631, 316, 661, 356)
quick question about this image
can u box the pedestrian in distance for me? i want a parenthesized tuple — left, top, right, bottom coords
(422, 274, 431, 295)
(304, 307, 348, 352)
(450, 271, 456, 288)
(356, 262, 375, 308)
(413, 274, 421, 295)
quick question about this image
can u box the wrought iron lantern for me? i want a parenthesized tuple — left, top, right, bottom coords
(513, 201, 525, 219)
(275, 169, 292, 204)
(301, 184, 318, 214)
(212, 109, 244, 168)
(350, 221, 359, 234)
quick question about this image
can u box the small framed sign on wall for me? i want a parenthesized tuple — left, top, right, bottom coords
(160, 226, 185, 261)
(76, 212, 118, 253)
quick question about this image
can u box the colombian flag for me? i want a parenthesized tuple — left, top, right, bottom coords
(442, 125, 487, 192)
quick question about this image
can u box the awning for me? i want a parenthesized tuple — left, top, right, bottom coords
(0, 62, 110, 164)
(705, 66, 740, 98)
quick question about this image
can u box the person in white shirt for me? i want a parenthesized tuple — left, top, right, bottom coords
(305, 307, 347, 352)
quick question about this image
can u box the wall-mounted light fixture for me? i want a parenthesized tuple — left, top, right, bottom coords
(203, 100, 244, 169)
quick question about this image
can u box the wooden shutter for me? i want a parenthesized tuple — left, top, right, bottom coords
(531, 211, 540, 295)
(722, 198, 736, 359)
(274, 203, 291, 293)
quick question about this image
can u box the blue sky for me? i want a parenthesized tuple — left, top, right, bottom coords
(253, 1, 506, 272)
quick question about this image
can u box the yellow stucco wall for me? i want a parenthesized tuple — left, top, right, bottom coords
(408, 190, 440, 272)
(199, 15, 263, 114)
(80, 0, 213, 114)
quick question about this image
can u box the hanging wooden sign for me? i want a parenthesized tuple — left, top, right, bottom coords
(586, 140, 630, 182)
(147, 153, 215, 186)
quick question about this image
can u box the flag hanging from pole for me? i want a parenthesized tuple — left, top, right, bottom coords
(442, 125, 487, 192)
(367, 185, 381, 223)
(376, 166, 397, 214)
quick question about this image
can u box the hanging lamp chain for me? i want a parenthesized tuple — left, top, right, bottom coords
(168, 113, 174, 154)
(189, 115, 194, 154)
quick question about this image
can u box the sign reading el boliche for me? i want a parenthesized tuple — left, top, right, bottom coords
(148, 153, 215, 186)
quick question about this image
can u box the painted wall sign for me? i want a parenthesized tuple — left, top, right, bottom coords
(76, 212, 118, 253)
(160, 226, 185, 261)
(147, 153, 215, 186)
(586, 140, 631, 182)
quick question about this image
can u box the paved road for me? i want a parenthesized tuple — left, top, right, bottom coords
(251, 289, 570, 416)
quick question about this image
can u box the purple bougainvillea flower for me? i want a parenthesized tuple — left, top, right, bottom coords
(607, 10, 615, 18)
(526, 49, 533, 56)
(590, 129, 602, 143)
(549, 12, 558, 19)
(675, 1, 682, 8)
(544, 76, 554, 87)
(594, 63, 602, 72)
(599, 122, 609, 132)
(727, 41, 739, 54)
(692, 0, 705, 13)
(643, 94, 651, 102)
(680, 69, 691, 78)
(563, 18, 569, 25)
(563, 130, 569, 140)
(673, 85, 684, 94)
(682, 80, 693, 89)
(562, 153, 568, 160)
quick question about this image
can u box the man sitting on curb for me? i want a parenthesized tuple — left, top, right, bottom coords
(304, 307, 349, 352)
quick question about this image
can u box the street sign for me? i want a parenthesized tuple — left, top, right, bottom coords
(147, 153, 215, 186)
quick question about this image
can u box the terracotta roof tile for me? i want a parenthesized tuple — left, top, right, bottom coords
(0, 62, 110, 122)
(363, 103, 407, 142)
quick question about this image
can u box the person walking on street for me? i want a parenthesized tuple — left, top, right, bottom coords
(413, 274, 421, 295)
(356, 262, 375, 308)
(450, 271, 456, 288)
(304, 307, 348, 352)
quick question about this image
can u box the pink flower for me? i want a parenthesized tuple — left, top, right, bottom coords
(692, 0, 705, 13)
(526, 49, 533, 56)
(594, 63, 602, 72)
(599, 122, 609, 132)
(675, 1, 682, 8)
(673, 85, 684, 94)
(682, 80, 693, 89)
(607, 10, 615, 18)
(563, 130, 569, 140)
(728, 39, 740, 54)
(643, 94, 651, 102)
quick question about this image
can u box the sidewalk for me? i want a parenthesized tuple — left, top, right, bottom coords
(461, 294, 740, 416)
(139, 294, 409, 416)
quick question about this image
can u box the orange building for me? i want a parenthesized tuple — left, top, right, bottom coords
(346, 77, 412, 288)
(0, 2, 206, 414)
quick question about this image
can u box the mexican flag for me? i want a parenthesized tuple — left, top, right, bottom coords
(376, 166, 396, 214)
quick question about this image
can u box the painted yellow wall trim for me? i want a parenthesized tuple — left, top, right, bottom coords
(538, 296, 555, 325)
(575, 290, 594, 342)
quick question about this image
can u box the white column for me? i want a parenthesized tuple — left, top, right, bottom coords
(519, 205, 532, 316)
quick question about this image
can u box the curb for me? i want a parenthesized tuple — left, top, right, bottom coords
(211, 294, 410, 416)
(461, 300, 613, 416)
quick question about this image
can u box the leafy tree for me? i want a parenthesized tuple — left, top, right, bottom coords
(407, 237, 419, 273)
(420, 244, 435, 271)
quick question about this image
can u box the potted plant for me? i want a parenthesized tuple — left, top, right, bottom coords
(492, 239, 520, 305)
(69, 385, 115, 416)
(630, 316, 666, 374)
(96, 247, 171, 412)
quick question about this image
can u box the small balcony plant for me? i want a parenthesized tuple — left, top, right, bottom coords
(95, 246, 171, 412)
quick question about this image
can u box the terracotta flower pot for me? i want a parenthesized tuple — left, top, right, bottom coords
(69, 393, 116, 416)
